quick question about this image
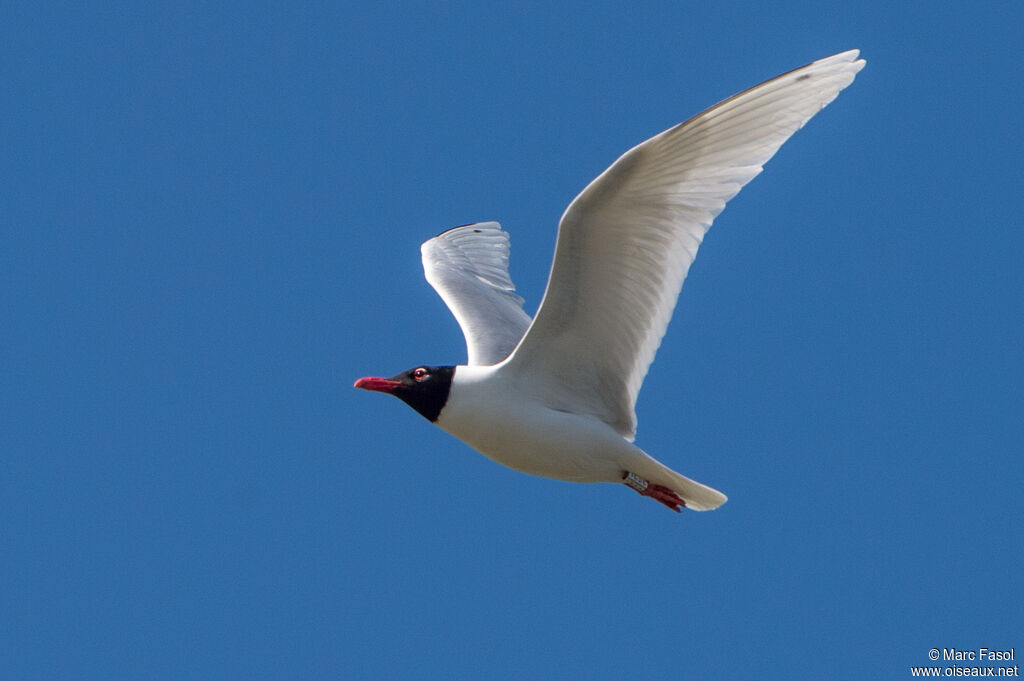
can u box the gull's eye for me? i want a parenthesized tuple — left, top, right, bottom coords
(412, 367, 429, 382)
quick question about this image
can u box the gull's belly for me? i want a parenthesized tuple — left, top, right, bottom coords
(436, 391, 634, 483)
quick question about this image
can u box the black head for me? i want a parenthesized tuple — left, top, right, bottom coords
(354, 365, 455, 422)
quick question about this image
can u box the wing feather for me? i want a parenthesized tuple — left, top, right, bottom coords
(421, 222, 532, 365)
(503, 50, 865, 438)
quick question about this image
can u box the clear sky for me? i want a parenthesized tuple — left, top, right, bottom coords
(3, 2, 1021, 679)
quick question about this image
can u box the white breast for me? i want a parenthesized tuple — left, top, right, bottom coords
(436, 364, 641, 482)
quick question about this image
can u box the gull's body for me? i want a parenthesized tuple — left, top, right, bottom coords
(437, 363, 645, 483)
(356, 51, 865, 512)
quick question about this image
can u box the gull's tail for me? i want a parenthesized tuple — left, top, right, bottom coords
(632, 452, 728, 511)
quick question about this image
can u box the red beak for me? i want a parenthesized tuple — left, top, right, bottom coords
(354, 376, 403, 393)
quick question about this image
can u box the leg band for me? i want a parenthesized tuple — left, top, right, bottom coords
(623, 472, 649, 492)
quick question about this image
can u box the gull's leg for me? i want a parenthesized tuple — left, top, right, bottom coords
(623, 472, 686, 512)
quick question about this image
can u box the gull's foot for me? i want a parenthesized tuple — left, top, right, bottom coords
(623, 472, 686, 512)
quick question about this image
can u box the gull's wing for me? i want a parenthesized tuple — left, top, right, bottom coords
(503, 50, 865, 439)
(422, 222, 532, 365)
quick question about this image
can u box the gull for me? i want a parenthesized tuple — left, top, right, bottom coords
(355, 50, 865, 512)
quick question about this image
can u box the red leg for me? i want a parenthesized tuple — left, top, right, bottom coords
(623, 472, 686, 512)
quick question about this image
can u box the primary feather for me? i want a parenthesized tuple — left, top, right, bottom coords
(503, 50, 866, 439)
(421, 222, 531, 365)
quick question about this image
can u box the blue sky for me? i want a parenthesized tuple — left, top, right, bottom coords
(3, 1, 1021, 679)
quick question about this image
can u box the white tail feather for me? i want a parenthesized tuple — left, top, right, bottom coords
(634, 453, 728, 511)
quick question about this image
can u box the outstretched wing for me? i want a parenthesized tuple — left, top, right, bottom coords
(503, 50, 866, 439)
(422, 222, 532, 365)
